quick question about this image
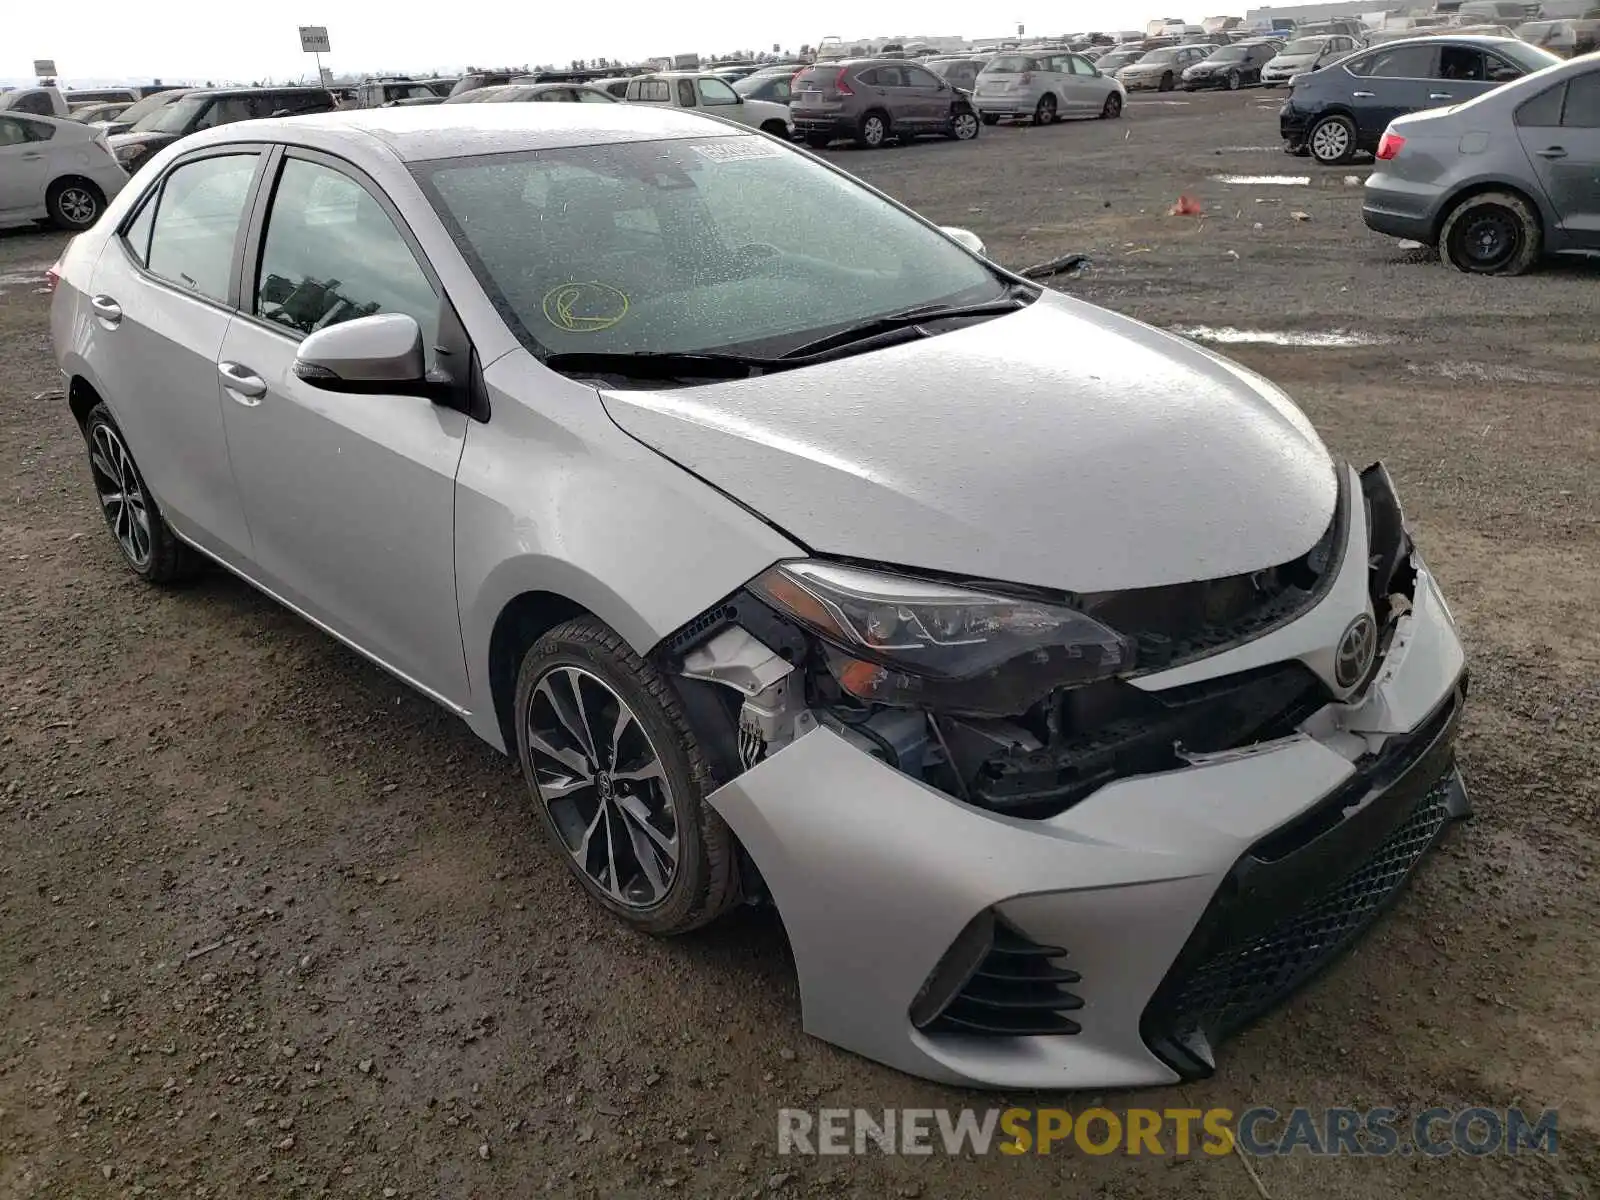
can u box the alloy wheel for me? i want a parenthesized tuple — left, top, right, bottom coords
(1311, 119, 1351, 163)
(953, 111, 978, 139)
(526, 666, 679, 909)
(58, 187, 98, 227)
(863, 115, 885, 146)
(1035, 95, 1056, 124)
(1228, 71, 1241, 90)
(88, 423, 152, 569)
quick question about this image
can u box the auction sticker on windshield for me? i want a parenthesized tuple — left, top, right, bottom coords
(691, 139, 785, 163)
(542, 282, 630, 333)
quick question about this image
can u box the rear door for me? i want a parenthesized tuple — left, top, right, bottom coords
(217, 150, 471, 703)
(1518, 70, 1600, 242)
(1346, 44, 1438, 144)
(901, 63, 949, 128)
(85, 149, 266, 560)
(1431, 45, 1501, 106)
(0, 117, 52, 217)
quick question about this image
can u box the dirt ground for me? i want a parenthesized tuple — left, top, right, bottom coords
(2, 90, 1598, 1199)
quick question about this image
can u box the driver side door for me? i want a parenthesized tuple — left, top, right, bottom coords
(216, 149, 472, 707)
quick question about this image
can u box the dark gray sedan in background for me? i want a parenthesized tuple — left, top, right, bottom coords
(1362, 55, 1600, 274)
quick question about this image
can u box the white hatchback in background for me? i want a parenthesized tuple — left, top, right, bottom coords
(974, 51, 1126, 124)
(623, 72, 793, 137)
(0, 113, 127, 230)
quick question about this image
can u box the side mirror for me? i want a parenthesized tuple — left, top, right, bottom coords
(940, 226, 986, 257)
(293, 313, 429, 394)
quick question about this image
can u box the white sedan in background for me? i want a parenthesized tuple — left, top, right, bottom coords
(0, 112, 127, 229)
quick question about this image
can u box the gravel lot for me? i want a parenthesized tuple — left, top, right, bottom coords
(2, 90, 1597, 1199)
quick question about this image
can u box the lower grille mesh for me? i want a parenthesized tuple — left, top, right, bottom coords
(927, 922, 1084, 1036)
(1147, 775, 1455, 1058)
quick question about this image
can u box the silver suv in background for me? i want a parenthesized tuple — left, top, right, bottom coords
(789, 59, 981, 148)
(973, 51, 1127, 123)
(1117, 45, 1215, 91)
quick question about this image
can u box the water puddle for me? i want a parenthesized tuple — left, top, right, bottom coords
(1212, 174, 1310, 185)
(1405, 361, 1580, 385)
(0, 265, 51, 297)
(1172, 326, 1397, 347)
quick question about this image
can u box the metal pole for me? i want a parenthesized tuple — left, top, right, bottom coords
(315, 50, 324, 84)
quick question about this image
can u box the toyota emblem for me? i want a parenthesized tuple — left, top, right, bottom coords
(1335, 613, 1378, 689)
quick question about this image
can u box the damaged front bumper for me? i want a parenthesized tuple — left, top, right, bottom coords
(706, 465, 1468, 1089)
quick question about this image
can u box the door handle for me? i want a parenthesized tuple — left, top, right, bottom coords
(218, 361, 267, 403)
(1428, 92, 1453, 100)
(89, 294, 122, 326)
(21, 150, 44, 160)
(1536, 146, 1568, 159)
(1352, 90, 1375, 98)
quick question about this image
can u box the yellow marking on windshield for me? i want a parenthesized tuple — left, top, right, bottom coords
(542, 282, 630, 332)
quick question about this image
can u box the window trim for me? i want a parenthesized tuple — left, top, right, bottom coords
(232, 144, 446, 349)
(113, 144, 274, 313)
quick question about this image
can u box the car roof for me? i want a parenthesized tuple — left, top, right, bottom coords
(181, 101, 746, 162)
(1362, 33, 1527, 47)
(4, 112, 91, 135)
(184, 86, 333, 98)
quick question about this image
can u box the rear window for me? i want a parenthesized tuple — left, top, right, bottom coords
(984, 56, 1039, 72)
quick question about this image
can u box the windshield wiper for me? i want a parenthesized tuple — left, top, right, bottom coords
(777, 289, 1032, 360)
(542, 350, 783, 381)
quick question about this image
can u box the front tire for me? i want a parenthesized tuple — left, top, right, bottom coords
(1227, 70, 1242, 91)
(1158, 72, 1175, 92)
(1308, 114, 1357, 165)
(1100, 92, 1123, 119)
(82, 404, 198, 583)
(949, 108, 979, 140)
(49, 179, 105, 231)
(514, 617, 741, 936)
(1440, 191, 1542, 276)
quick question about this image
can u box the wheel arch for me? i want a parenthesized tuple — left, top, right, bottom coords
(485, 589, 593, 757)
(1431, 178, 1550, 246)
(758, 119, 789, 137)
(68, 373, 105, 430)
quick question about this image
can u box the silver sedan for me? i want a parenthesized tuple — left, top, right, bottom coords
(51, 103, 1469, 1090)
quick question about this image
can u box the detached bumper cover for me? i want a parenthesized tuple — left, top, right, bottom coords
(708, 469, 1467, 1089)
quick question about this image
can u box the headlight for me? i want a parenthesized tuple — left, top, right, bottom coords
(748, 561, 1136, 716)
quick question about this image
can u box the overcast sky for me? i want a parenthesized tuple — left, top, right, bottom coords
(8, 2, 1168, 84)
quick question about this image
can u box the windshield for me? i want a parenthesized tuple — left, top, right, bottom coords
(413, 135, 1008, 361)
(1282, 38, 1329, 55)
(1206, 46, 1250, 61)
(1099, 51, 1138, 68)
(1138, 48, 1180, 62)
(135, 95, 207, 133)
(984, 56, 1038, 72)
(1495, 40, 1564, 72)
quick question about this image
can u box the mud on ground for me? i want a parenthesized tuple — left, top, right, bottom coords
(2, 90, 1597, 1198)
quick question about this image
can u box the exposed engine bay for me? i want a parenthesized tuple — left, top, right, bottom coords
(659, 463, 1417, 826)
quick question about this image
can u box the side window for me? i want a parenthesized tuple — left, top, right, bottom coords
(676, 79, 697, 107)
(15, 92, 54, 116)
(253, 158, 438, 355)
(856, 68, 880, 86)
(1366, 46, 1437, 78)
(768, 78, 792, 101)
(0, 118, 30, 147)
(18, 118, 55, 142)
(1069, 56, 1097, 76)
(1565, 71, 1600, 127)
(578, 87, 614, 102)
(1517, 82, 1566, 126)
(904, 66, 940, 88)
(1437, 47, 1486, 81)
(1343, 54, 1374, 77)
(145, 154, 260, 301)
(697, 78, 739, 105)
(122, 187, 159, 265)
(1484, 54, 1523, 83)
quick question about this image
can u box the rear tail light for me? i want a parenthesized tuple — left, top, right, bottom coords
(834, 68, 854, 96)
(1376, 130, 1406, 160)
(46, 256, 64, 292)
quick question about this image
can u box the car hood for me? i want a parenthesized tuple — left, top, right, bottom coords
(107, 131, 173, 149)
(740, 98, 791, 121)
(596, 293, 1338, 593)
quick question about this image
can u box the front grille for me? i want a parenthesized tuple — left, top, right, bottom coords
(924, 921, 1085, 1037)
(1143, 765, 1462, 1075)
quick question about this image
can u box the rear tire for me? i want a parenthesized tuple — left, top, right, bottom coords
(82, 404, 199, 584)
(48, 179, 105, 231)
(514, 616, 741, 936)
(855, 110, 890, 148)
(1033, 94, 1058, 125)
(1439, 191, 1542, 276)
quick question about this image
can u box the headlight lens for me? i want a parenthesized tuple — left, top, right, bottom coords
(748, 561, 1136, 715)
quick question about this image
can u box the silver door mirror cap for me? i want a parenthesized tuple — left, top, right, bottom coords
(940, 226, 987, 257)
(293, 313, 426, 391)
